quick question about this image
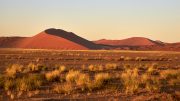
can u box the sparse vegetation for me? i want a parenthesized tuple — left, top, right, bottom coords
(0, 49, 179, 100)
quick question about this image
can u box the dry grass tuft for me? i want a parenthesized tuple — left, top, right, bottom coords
(0, 74, 4, 88)
(88, 64, 104, 71)
(141, 74, 160, 92)
(88, 73, 111, 91)
(147, 64, 158, 75)
(16, 74, 43, 91)
(27, 63, 47, 72)
(105, 63, 118, 70)
(5, 64, 23, 78)
(66, 70, 80, 83)
(121, 68, 140, 94)
(76, 73, 90, 91)
(45, 70, 60, 82)
(160, 70, 179, 80)
(160, 69, 180, 86)
(4, 79, 15, 91)
(53, 83, 73, 94)
(58, 65, 68, 72)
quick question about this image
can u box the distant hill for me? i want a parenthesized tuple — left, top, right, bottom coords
(0, 28, 179, 51)
(94, 37, 163, 46)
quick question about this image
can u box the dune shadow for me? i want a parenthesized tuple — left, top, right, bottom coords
(45, 28, 101, 49)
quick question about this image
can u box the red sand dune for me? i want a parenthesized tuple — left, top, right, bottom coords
(0, 29, 179, 51)
(0, 37, 26, 48)
(94, 37, 162, 46)
(0, 28, 101, 50)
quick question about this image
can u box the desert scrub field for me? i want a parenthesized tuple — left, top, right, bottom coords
(0, 49, 180, 100)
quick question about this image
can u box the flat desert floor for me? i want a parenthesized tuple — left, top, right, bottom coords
(0, 49, 180, 101)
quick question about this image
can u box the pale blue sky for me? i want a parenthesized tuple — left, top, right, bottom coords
(0, 0, 179, 42)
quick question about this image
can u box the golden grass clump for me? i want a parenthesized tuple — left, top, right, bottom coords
(66, 70, 80, 83)
(45, 70, 60, 82)
(123, 64, 131, 70)
(76, 73, 90, 91)
(121, 68, 140, 94)
(4, 79, 15, 91)
(160, 70, 179, 80)
(160, 69, 180, 86)
(27, 63, 47, 72)
(105, 63, 118, 70)
(5, 64, 23, 78)
(141, 74, 160, 92)
(124, 57, 132, 61)
(95, 73, 111, 83)
(16, 74, 43, 91)
(88, 73, 111, 90)
(88, 64, 103, 71)
(147, 64, 158, 75)
(58, 65, 67, 72)
(66, 70, 90, 91)
(76, 73, 90, 86)
(53, 83, 73, 94)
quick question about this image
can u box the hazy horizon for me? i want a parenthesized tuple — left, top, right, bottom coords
(0, 0, 180, 43)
